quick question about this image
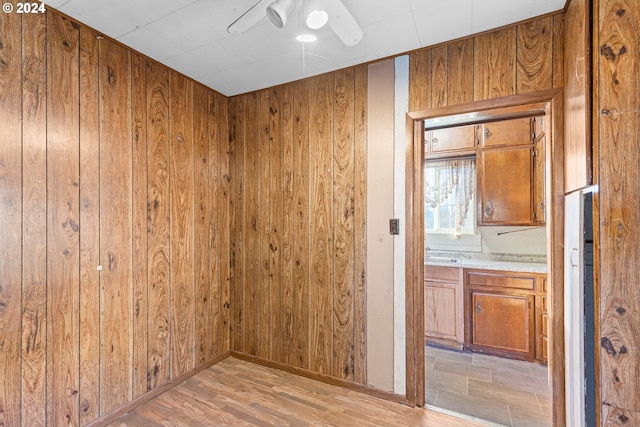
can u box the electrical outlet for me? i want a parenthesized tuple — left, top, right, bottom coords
(389, 218, 400, 235)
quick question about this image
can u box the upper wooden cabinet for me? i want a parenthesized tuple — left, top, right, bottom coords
(477, 116, 545, 226)
(480, 116, 532, 148)
(425, 124, 477, 159)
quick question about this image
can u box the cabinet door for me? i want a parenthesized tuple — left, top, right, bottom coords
(481, 117, 532, 148)
(425, 282, 460, 342)
(429, 124, 477, 156)
(467, 289, 534, 359)
(478, 146, 534, 225)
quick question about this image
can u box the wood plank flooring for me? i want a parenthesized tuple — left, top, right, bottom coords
(107, 357, 482, 426)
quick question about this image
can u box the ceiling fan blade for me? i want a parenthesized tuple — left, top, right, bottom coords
(227, 0, 271, 35)
(326, 0, 363, 46)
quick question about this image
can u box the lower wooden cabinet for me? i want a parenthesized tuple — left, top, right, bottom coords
(464, 269, 547, 363)
(425, 265, 463, 349)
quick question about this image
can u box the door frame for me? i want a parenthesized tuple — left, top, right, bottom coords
(404, 88, 566, 426)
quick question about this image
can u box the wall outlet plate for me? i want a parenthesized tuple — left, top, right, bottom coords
(390, 218, 400, 235)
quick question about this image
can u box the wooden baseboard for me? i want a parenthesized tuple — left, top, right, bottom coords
(229, 351, 410, 406)
(87, 351, 231, 427)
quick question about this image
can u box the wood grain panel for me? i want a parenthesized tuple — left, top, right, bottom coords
(78, 26, 100, 424)
(431, 46, 448, 108)
(169, 71, 195, 378)
(0, 6, 23, 427)
(242, 93, 258, 356)
(20, 10, 48, 427)
(552, 13, 565, 89)
(281, 84, 295, 367)
(353, 65, 367, 384)
(516, 16, 553, 93)
(46, 12, 81, 426)
(215, 92, 230, 356)
(409, 49, 432, 111)
(332, 69, 355, 380)
(474, 27, 517, 101)
(194, 83, 213, 366)
(291, 80, 310, 370)
(146, 60, 172, 391)
(564, 0, 591, 193)
(309, 74, 334, 375)
(447, 39, 475, 105)
(228, 98, 245, 351)
(131, 52, 149, 400)
(268, 87, 283, 362)
(258, 90, 271, 360)
(99, 37, 133, 414)
(598, 0, 640, 413)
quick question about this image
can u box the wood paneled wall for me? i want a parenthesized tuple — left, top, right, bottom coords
(0, 8, 230, 426)
(409, 15, 565, 111)
(596, 0, 640, 423)
(228, 68, 368, 383)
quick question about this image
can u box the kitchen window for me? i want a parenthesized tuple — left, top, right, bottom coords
(425, 158, 476, 236)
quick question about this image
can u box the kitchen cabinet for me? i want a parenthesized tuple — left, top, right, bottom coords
(425, 124, 477, 159)
(464, 269, 547, 362)
(424, 265, 463, 348)
(477, 116, 545, 225)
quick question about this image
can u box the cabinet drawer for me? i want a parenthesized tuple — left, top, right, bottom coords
(466, 271, 535, 290)
(425, 265, 460, 283)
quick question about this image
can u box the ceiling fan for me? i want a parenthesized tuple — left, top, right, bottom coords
(227, 0, 363, 46)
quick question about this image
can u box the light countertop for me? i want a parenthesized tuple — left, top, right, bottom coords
(425, 257, 547, 274)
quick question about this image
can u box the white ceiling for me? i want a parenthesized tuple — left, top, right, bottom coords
(42, 0, 567, 96)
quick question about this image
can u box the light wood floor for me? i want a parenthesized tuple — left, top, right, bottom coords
(107, 357, 482, 426)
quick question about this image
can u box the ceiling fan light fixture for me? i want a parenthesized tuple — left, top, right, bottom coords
(296, 34, 317, 42)
(266, 0, 293, 28)
(306, 9, 328, 29)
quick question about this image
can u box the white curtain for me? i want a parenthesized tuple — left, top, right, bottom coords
(425, 158, 476, 235)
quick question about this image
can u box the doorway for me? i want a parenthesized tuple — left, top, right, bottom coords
(403, 89, 565, 425)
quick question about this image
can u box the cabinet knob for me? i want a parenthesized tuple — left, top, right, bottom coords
(432, 137, 438, 143)
(484, 202, 493, 218)
(475, 303, 482, 315)
(484, 128, 492, 139)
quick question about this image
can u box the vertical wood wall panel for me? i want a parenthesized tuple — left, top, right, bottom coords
(99, 38, 133, 414)
(130, 52, 149, 400)
(291, 80, 310, 370)
(21, 10, 47, 427)
(46, 12, 81, 425)
(353, 65, 368, 384)
(78, 27, 100, 424)
(242, 94, 258, 355)
(258, 91, 272, 360)
(216, 92, 231, 355)
(146, 60, 172, 391)
(281, 84, 295, 367)
(409, 49, 432, 111)
(447, 39, 475, 105)
(2, 7, 230, 425)
(598, 0, 640, 414)
(0, 6, 23, 427)
(169, 72, 195, 378)
(473, 27, 517, 101)
(268, 88, 284, 362)
(516, 17, 553, 94)
(308, 74, 334, 376)
(194, 83, 212, 366)
(332, 69, 356, 380)
(228, 96, 243, 353)
(431, 46, 448, 108)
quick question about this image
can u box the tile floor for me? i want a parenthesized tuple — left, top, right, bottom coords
(426, 345, 550, 427)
